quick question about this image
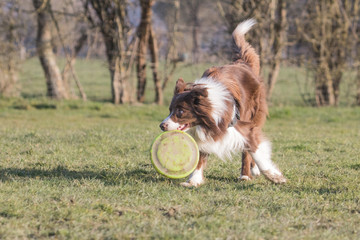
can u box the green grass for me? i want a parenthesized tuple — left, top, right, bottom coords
(0, 59, 359, 239)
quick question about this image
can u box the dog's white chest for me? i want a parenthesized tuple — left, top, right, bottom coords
(191, 127, 247, 159)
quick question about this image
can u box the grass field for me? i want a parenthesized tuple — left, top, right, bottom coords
(0, 58, 359, 239)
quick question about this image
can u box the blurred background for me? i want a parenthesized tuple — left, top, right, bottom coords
(1, 2, 360, 238)
(0, 0, 359, 107)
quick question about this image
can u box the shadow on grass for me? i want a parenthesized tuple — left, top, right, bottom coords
(21, 93, 45, 99)
(207, 175, 240, 183)
(284, 185, 347, 196)
(86, 97, 113, 103)
(350, 164, 360, 170)
(207, 174, 266, 191)
(32, 103, 57, 110)
(0, 165, 167, 185)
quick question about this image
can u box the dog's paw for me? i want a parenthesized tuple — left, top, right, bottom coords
(262, 170, 287, 184)
(180, 182, 196, 187)
(239, 175, 251, 181)
(251, 164, 261, 177)
(180, 180, 204, 188)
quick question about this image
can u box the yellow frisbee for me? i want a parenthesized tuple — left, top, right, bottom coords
(150, 130, 199, 179)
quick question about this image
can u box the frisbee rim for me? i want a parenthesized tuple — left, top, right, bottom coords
(150, 130, 199, 179)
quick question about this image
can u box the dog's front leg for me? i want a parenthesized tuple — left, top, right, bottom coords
(240, 151, 260, 180)
(181, 152, 208, 187)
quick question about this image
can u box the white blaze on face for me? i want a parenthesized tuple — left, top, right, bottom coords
(161, 113, 181, 131)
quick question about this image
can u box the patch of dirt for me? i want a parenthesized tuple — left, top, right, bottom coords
(159, 206, 179, 219)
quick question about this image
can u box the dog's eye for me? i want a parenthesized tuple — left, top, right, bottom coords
(176, 109, 184, 118)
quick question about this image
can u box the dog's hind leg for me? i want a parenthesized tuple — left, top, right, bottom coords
(181, 152, 208, 187)
(250, 140, 286, 184)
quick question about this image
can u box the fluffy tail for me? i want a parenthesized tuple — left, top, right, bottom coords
(232, 19, 260, 76)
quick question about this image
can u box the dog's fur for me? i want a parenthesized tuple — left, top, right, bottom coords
(160, 19, 286, 187)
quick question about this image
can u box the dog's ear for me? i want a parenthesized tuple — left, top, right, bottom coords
(174, 78, 186, 94)
(191, 88, 208, 105)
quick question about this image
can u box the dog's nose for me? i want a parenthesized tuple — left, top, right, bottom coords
(159, 123, 167, 131)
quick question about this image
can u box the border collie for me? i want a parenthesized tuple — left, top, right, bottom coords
(160, 19, 286, 187)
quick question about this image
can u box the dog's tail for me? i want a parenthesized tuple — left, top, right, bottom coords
(232, 19, 260, 76)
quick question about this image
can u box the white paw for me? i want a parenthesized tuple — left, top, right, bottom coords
(262, 170, 287, 184)
(239, 175, 251, 181)
(180, 180, 204, 187)
(181, 168, 204, 187)
(251, 164, 261, 177)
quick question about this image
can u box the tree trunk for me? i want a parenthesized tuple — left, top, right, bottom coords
(103, 34, 130, 104)
(33, 0, 68, 99)
(315, 62, 335, 106)
(111, 56, 129, 104)
(0, 58, 18, 97)
(314, 1, 335, 106)
(0, 11, 19, 97)
(148, 25, 163, 105)
(87, 0, 131, 104)
(62, 30, 88, 101)
(191, 1, 200, 63)
(356, 66, 360, 105)
(136, 0, 152, 103)
(353, 0, 360, 105)
(161, 0, 180, 91)
(331, 50, 345, 106)
(266, 0, 287, 101)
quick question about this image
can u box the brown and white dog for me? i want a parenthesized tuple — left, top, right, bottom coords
(159, 19, 286, 187)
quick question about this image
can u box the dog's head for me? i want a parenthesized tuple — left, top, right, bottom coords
(160, 78, 212, 132)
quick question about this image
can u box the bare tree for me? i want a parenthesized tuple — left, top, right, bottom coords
(136, 0, 163, 105)
(60, 27, 88, 100)
(351, 0, 360, 105)
(48, 0, 88, 100)
(0, 1, 22, 97)
(153, 0, 181, 91)
(297, 0, 357, 106)
(266, 0, 287, 101)
(148, 19, 162, 105)
(33, 0, 70, 99)
(182, 0, 204, 63)
(357, 68, 360, 105)
(85, 0, 135, 104)
(136, 0, 152, 103)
